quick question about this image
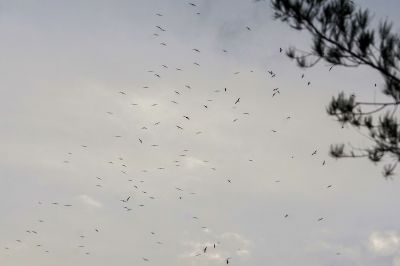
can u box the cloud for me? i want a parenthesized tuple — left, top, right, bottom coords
(179, 232, 252, 263)
(369, 231, 400, 256)
(78, 194, 102, 208)
(184, 156, 206, 169)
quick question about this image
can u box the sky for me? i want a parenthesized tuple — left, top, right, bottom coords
(1, 0, 400, 265)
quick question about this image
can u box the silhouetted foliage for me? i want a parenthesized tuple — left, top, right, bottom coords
(272, 0, 400, 178)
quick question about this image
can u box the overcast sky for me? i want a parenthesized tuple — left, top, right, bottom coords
(1, 0, 400, 265)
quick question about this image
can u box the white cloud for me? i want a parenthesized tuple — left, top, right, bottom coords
(393, 256, 400, 266)
(78, 194, 102, 208)
(369, 231, 400, 256)
(184, 156, 206, 169)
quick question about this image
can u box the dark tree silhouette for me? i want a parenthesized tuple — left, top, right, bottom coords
(271, 0, 400, 177)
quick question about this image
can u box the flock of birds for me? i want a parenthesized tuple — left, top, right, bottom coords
(3, 2, 339, 265)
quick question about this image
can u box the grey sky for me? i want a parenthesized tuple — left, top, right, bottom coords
(1, 0, 400, 265)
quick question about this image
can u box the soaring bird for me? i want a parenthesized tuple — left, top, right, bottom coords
(156, 26, 166, 31)
(272, 90, 280, 97)
(193, 48, 200, 52)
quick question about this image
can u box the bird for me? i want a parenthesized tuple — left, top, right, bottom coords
(183, 116, 190, 120)
(272, 90, 280, 97)
(227, 179, 231, 183)
(119, 91, 126, 95)
(284, 214, 289, 218)
(176, 125, 183, 130)
(156, 26, 166, 31)
(192, 48, 200, 52)
(280, 47, 283, 53)
(226, 257, 230, 264)
(317, 217, 324, 221)
(189, 2, 197, 6)
(121, 196, 130, 203)
(246, 26, 251, 31)
(156, 13, 163, 16)
(312, 150, 317, 155)
(139, 138, 143, 144)
(327, 185, 332, 188)
(235, 98, 240, 104)
(203, 246, 207, 253)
